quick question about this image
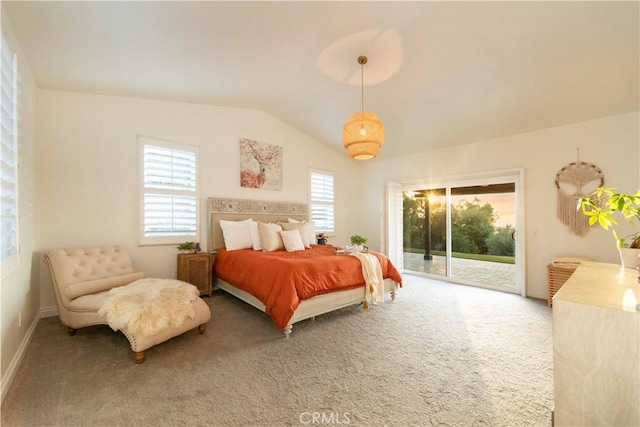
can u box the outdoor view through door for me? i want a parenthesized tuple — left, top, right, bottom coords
(403, 182, 518, 291)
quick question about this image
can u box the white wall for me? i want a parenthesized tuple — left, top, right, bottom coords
(1, 12, 40, 395)
(36, 90, 361, 311)
(359, 112, 640, 299)
(34, 94, 640, 308)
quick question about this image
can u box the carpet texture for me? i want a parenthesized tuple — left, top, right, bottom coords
(1, 275, 553, 426)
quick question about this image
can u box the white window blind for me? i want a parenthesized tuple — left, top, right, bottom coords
(1, 35, 18, 261)
(385, 182, 404, 271)
(139, 136, 199, 245)
(309, 169, 334, 234)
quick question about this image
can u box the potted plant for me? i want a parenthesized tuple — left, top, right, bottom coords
(579, 187, 640, 268)
(350, 234, 368, 252)
(177, 241, 197, 253)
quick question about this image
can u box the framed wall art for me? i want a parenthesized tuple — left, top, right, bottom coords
(239, 138, 282, 190)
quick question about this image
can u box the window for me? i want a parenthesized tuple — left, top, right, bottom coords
(1, 35, 18, 264)
(139, 136, 199, 245)
(309, 169, 334, 234)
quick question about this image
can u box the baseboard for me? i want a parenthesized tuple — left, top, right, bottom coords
(1, 310, 42, 404)
(40, 305, 59, 318)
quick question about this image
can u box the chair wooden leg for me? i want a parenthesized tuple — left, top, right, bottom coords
(134, 351, 145, 364)
(198, 324, 206, 334)
(68, 327, 77, 336)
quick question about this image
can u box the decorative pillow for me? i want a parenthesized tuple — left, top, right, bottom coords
(286, 219, 316, 244)
(280, 222, 312, 248)
(220, 218, 253, 229)
(257, 222, 284, 252)
(303, 221, 316, 244)
(279, 229, 306, 252)
(246, 220, 261, 251)
(220, 219, 253, 251)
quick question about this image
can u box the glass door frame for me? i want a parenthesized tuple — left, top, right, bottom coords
(401, 168, 525, 296)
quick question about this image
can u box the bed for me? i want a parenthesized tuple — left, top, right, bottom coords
(208, 197, 402, 337)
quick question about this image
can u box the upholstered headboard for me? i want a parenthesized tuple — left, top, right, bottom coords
(208, 198, 308, 251)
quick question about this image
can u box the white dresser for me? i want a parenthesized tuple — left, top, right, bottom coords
(553, 261, 640, 426)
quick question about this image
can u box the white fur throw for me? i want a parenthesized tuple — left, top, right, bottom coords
(98, 278, 199, 337)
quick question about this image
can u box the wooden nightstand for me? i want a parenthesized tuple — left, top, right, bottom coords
(177, 253, 212, 297)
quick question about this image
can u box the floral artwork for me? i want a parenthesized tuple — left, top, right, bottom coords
(239, 138, 283, 190)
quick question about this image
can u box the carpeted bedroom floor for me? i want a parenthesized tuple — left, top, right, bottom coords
(1, 275, 553, 426)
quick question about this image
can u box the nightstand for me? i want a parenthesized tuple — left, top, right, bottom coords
(177, 253, 212, 297)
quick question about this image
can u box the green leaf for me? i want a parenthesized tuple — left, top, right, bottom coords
(580, 187, 640, 247)
(597, 216, 610, 229)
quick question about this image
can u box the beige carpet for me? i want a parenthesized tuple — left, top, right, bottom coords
(1, 275, 553, 426)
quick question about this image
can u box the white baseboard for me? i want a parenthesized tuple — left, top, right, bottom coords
(40, 305, 59, 318)
(1, 310, 43, 404)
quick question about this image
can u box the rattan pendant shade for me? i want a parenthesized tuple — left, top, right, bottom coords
(342, 56, 384, 160)
(342, 112, 384, 160)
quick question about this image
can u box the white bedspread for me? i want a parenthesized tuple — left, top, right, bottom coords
(349, 251, 384, 308)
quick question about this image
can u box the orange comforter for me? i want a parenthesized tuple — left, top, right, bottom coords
(213, 245, 402, 330)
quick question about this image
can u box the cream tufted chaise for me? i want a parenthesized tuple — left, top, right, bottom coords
(44, 245, 211, 363)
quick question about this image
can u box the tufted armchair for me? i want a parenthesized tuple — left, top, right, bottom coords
(44, 245, 211, 363)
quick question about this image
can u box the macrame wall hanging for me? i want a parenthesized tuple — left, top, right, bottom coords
(555, 149, 604, 236)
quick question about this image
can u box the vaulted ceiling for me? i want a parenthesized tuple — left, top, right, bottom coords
(4, 1, 638, 160)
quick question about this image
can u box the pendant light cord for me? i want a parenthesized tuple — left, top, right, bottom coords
(361, 61, 364, 116)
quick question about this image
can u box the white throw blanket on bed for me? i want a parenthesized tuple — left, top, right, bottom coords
(98, 278, 199, 337)
(349, 252, 384, 308)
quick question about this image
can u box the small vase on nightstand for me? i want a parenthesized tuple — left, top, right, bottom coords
(619, 248, 640, 269)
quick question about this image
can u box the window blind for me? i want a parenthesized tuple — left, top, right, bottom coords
(140, 139, 198, 243)
(1, 36, 17, 260)
(310, 170, 334, 234)
(386, 182, 404, 271)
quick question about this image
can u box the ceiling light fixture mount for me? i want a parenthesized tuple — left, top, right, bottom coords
(342, 55, 384, 160)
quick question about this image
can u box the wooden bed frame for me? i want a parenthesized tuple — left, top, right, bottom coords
(208, 197, 399, 337)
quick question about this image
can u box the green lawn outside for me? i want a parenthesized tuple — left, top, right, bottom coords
(404, 247, 515, 265)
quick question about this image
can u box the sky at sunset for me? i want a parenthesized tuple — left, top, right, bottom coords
(427, 193, 516, 228)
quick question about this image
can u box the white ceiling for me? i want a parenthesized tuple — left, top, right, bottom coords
(4, 1, 639, 160)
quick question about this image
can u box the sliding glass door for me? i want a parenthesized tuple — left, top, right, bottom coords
(403, 188, 447, 278)
(449, 183, 516, 289)
(401, 171, 524, 294)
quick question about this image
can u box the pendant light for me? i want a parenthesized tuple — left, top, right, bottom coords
(342, 55, 384, 160)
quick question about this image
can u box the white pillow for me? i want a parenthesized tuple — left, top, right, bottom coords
(246, 220, 261, 251)
(220, 221, 253, 251)
(279, 229, 305, 252)
(220, 218, 253, 229)
(303, 221, 316, 244)
(257, 222, 284, 252)
(280, 222, 312, 248)
(220, 218, 262, 251)
(286, 219, 316, 244)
